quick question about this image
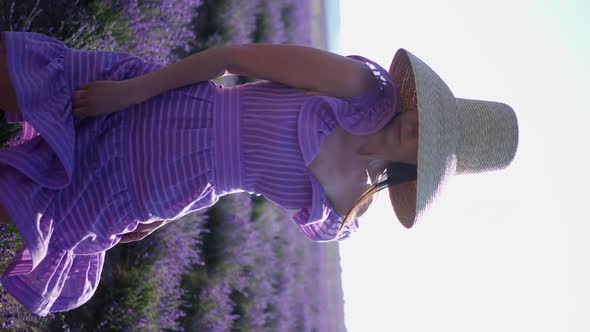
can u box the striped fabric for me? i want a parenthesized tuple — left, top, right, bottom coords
(212, 57, 399, 241)
(125, 62, 220, 223)
(0, 31, 399, 315)
(0, 31, 143, 316)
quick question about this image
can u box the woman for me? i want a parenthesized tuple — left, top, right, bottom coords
(0, 31, 518, 316)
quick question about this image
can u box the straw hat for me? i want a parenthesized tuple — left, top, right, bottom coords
(387, 49, 519, 228)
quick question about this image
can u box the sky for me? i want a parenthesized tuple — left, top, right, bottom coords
(334, 0, 590, 331)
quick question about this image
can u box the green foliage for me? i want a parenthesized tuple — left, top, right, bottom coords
(186, 0, 233, 53)
(106, 267, 160, 329)
(178, 269, 207, 319)
(0, 225, 23, 272)
(250, 196, 266, 222)
(0, 112, 22, 149)
(281, 4, 296, 42)
(252, 4, 272, 43)
(78, 0, 134, 50)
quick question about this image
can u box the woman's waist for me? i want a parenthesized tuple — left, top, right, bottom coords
(211, 84, 313, 192)
(211, 85, 249, 195)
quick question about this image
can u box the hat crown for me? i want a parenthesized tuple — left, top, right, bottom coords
(454, 98, 519, 175)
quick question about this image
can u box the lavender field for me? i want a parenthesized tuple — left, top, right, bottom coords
(0, 0, 346, 330)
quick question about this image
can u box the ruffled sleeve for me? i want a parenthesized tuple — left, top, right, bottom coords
(297, 54, 400, 168)
(293, 54, 398, 241)
(335, 54, 400, 135)
(292, 173, 360, 242)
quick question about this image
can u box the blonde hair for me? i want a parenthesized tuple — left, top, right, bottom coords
(337, 163, 417, 238)
(337, 169, 387, 237)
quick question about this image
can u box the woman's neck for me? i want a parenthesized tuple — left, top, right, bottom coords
(342, 133, 387, 186)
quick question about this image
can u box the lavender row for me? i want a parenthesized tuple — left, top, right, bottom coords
(98, 0, 204, 64)
(135, 212, 208, 331)
(186, 193, 332, 331)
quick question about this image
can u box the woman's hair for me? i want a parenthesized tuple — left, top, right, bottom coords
(338, 162, 417, 236)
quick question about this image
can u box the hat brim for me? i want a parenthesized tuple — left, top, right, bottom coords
(387, 49, 459, 228)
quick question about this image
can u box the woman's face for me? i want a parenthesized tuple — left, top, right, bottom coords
(379, 110, 419, 164)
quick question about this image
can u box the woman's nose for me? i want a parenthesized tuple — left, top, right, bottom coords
(403, 115, 419, 139)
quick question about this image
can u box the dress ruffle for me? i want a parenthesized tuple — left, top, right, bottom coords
(336, 55, 400, 135)
(293, 54, 400, 239)
(0, 245, 104, 315)
(0, 32, 142, 316)
(0, 32, 74, 189)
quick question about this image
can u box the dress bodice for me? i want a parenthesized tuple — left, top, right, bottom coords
(210, 55, 400, 241)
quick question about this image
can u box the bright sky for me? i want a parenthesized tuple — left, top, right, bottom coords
(336, 0, 589, 331)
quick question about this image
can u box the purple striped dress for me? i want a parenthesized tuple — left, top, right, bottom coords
(0, 31, 399, 315)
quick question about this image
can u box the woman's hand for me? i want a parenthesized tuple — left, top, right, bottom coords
(72, 80, 139, 118)
(119, 220, 172, 244)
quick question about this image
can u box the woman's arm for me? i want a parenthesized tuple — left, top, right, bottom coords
(72, 46, 235, 117)
(126, 45, 234, 104)
(227, 43, 375, 98)
(73, 43, 376, 117)
(127, 43, 376, 103)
